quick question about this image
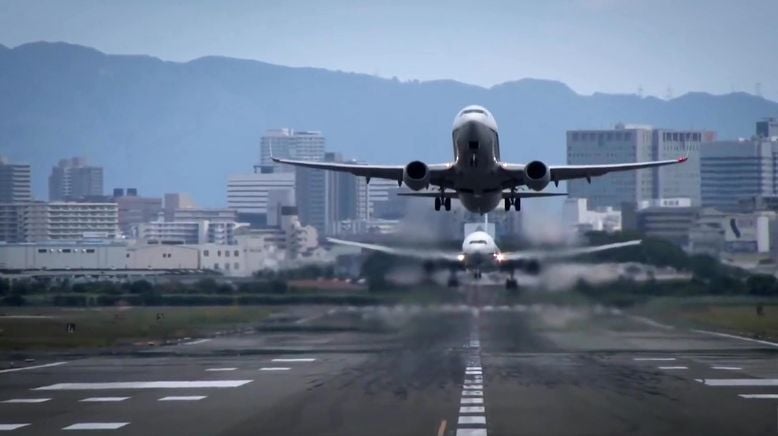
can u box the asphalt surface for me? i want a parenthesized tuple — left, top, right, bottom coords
(1, 294, 777, 435)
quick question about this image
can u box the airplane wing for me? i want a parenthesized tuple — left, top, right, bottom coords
(397, 191, 568, 199)
(501, 240, 641, 263)
(499, 157, 687, 186)
(549, 157, 688, 183)
(271, 157, 455, 185)
(327, 237, 461, 263)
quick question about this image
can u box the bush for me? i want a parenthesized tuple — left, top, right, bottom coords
(746, 274, 778, 296)
(1, 294, 26, 306)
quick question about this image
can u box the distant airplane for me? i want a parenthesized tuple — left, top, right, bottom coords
(327, 228, 640, 290)
(272, 105, 687, 214)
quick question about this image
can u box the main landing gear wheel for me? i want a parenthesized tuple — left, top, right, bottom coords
(434, 197, 441, 211)
(444, 197, 451, 211)
(505, 278, 519, 291)
(513, 198, 521, 211)
(504, 197, 511, 211)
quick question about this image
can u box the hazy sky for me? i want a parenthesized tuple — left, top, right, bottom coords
(2, 0, 777, 100)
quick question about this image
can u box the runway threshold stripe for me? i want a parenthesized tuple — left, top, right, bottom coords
(458, 416, 486, 425)
(463, 385, 482, 390)
(701, 379, 778, 387)
(739, 394, 778, 399)
(80, 397, 129, 402)
(462, 390, 483, 396)
(460, 406, 485, 413)
(0, 361, 67, 374)
(2, 398, 50, 403)
(63, 422, 128, 430)
(692, 329, 778, 348)
(456, 430, 487, 436)
(0, 424, 30, 430)
(34, 380, 252, 390)
(461, 398, 483, 404)
(159, 396, 206, 401)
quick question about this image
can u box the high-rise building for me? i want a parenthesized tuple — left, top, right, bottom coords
(701, 122, 778, 211)
(566, 124, 714, 209)
(113, 188, 163, 238)
(0, 202, 47, 242)
(227, 170, 295, 225)
(46, 202, 118, 240)
(756, 117, 778, 138)
(48, 157, 104, 200)
(0, 156, 32, 203)
(259, 129, 327, 233)
(324, 153, 359, 234)
(163, 193, 198, 220)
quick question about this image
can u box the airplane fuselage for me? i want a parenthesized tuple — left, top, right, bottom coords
(451, 106, 505, 213)
(460, 230, 502, 271)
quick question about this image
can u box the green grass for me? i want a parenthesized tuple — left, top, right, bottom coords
(637, 296, 778, 341)
(0, 306, 271, 350)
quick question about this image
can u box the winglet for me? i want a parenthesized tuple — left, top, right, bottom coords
(677, 156, 688, 163)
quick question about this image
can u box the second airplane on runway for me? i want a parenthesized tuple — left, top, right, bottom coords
(272, 105, 688, 214)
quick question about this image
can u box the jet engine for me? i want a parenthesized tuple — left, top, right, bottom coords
(524, 160, 550, 191)
(403, 161, 430, 191)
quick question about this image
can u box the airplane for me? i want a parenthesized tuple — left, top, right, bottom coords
(327, 227, 640, 290)
(271, 105, 687, 214)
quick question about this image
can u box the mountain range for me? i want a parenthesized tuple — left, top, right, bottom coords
(2, 41, 777, 205)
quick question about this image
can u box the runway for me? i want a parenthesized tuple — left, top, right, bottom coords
(1, 302, 777, 435)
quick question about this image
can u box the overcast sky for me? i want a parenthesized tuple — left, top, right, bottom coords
(1, 0, 777, 100)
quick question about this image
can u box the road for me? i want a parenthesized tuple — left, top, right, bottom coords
(1, 297, 777, 435)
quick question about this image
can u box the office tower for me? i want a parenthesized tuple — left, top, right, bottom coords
(566, 124, 714, 209)
(0, 156, 32, 203)
(227, 170, 295, 226)
(48, 157, 104, 200)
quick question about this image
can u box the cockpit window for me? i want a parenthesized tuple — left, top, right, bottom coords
(462, 109, 486, 115)
(468, 240, 488, 245)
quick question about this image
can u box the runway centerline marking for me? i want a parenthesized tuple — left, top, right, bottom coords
(658, 366, 688, 370)
(34, 380, 252, 390)
(80, 397, 129, 402)
(738, 394, 778, 399)
(63, 422, 128, 430)
(206, 368, 237, 372)
(692, 329, 778, 348)
(0, 424, 30, 431)
(700, 379, 778, 387)
(457, 319, 487, 435)
(259, 367, 290, 371)
(2, 398, 50, 403)
(0, 361, 67, 374)
(271, 358, 316, 363)
(633, 357, 676, 361)
(711, 366, 742, 371)
(159, 396, 206, 401)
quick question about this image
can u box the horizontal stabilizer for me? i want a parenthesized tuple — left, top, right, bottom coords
(397, 191, 568, 199)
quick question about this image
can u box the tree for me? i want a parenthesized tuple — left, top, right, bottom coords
(746, 274, 777, 296)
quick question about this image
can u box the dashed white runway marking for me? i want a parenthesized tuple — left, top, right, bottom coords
(0, 424, 29, 431)
(461, 398, 483, 404)
(259, 367, 290, 371)
(711, 366, 742, 371)
(738, 394, 778, 399)
(80, 397, 129, 402)
(206, 368, 237, 372)
(692, 329, 778, 348)
(456, 429, 487, 436)
(0, 361, 67, 374)
(2, 398, 50, 403)
(271, 358, 316, 363)
(183, 339, 211, 345)
(466, 367, 481, 371)
(633, 357, 676, 361)
(460, 406, 485, 413)
(462, 390, 483, 396)
(463, 384, 482, 390)
(700, 379, 778, 387)
(658, 366, 688, 370)
(35, 380, 252, 390)
(158, 396, 206, 401)
(458, 416, 486, 425)
(63, 422, 128, 430)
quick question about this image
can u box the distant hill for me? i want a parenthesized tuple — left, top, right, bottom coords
(1, 41, 777, 205)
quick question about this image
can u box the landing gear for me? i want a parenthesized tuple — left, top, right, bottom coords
(505, 278, 519, 291)
(513, 197, 521, 211)
(472, 270, 482, 280)
(434, 190, 451, 211)
(504, 189, 521, 211)
(447, 275, 459, 288)
(504, 197, 511, 211)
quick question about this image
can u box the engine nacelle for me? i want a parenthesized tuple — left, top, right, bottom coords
(403, 160, 430, 191)
(524, 160, 550, 191)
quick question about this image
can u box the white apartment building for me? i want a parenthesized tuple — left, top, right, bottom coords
(46, 202, 118, 240)
(227, 172, 295, 216)
(138, 220, 244, 245)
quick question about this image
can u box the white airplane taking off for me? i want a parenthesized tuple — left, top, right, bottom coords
(327, 230, 640, 290)
(272, 105, 688, 214)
